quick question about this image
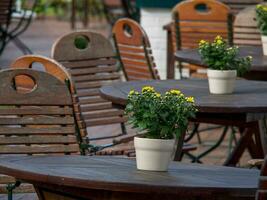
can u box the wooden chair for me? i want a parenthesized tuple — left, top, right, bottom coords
(10, 55, 87, 138)
(171, 0, 232, 78)
(51, 31, 128, 146)
(0, 68, 82, 198)
(112, 18, 160, 81)
(233, 6, 262, 46)
(219, 0, 263, 15)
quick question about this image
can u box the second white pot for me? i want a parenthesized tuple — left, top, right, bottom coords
(261, 35, 267, 56)
(207, 69, 237, 94)
(134, 137, 177, 171)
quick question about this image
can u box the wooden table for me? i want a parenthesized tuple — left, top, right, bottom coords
(100, 79, 267, 166)
(172, 46, 267, 80)
(0, 155, 260, 200)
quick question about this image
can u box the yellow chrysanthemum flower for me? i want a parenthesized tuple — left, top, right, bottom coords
(129, 90, 135, 95)
(199, 40, 207, 46)
(186, 97, 195, 103)
(156, 93, 161, 97)
(257, 4, 263, 9)
(142, 86, 154, 93)
(215, 35, 223, 41)
(170, 89, 181, 95)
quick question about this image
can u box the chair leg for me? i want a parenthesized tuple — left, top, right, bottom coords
(120, 122, 127, 135)
(12, 37, 33, 55)
(6, 181, 21, 200)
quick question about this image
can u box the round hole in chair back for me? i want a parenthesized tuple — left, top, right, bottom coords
(195, 3, 210, 13)
(74, 35, 90, 50)
(123, 23, 133, 38)
(12, 74, 36, 94)
(31, 62, 46, 72)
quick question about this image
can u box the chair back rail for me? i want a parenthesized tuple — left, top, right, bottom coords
(0, 69, 81, 155)
(112, 18, 160, 81)
(0, 0, 13, 26)
(219, 0, 263, 15)
(11, 55, 87, 137)
(51, 31, 127, 128)
(233, 6, 262, 46)
(172, 0, 231, 51)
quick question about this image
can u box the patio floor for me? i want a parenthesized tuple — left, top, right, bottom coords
(0, 19, 251, 200)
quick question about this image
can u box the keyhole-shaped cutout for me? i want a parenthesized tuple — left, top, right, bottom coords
(12, 74, 36, 94)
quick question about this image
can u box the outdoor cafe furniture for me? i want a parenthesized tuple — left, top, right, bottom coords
(233, 6, 261, 47)
(112, 18, 160, 80)
(174, 46, 267, 81)
(0, 0, 37, 55)
(0, 155, 260, 200)
(219, 0, 263, 15)
(165, 0, 232, 78)
(0, 68, 84, 198)
(100, 79, 267, 166)
(51, 31, 128, 144)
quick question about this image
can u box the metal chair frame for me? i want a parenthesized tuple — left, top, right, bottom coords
(0, 0, 37, 55)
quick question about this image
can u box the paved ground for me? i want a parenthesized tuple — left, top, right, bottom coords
(0, 19, 252, 200)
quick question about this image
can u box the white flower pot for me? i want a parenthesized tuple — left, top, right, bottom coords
(261, 35, 267, 56)
(207, 69, 237, 94)
(134, 137, 176, 171)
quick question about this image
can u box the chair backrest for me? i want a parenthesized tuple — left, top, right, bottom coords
(113, 18, 160, 81)
(51, 31, 127, 128)
(172, 0, 231, 50)
(0, 0, 13, 26)
(10, 55, 87, 138)
(219, 0, 263, 15)
(257, 157, 267, 200)
(233, 6, 261, 46)
(0, 68, 81, 155)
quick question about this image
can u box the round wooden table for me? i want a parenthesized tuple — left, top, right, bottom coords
(173, 46, 267, 80)
(100, 79, 267, 166)
(0, 155, 260, 200)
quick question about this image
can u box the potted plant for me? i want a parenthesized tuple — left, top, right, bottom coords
(126, 86, 197, 171)
(198, 36, 252, 94)
(256, 4, 267, 55)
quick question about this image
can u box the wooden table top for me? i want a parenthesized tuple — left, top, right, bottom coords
(175, 46, 267, 72)
(100, 79, 267, 114)
(0, 156, 259, 197)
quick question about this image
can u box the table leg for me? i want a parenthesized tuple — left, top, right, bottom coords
(166, 28, 175, 79)
(224, 122, 263, 166)
(83, 0, 89, 28)
(71, 0, 76, 29)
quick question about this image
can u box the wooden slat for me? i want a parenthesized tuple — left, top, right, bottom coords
(0, 116, 74, 125)
(121, 59, 148, 67)
(73, 73, 120, 82)
(70, 66, 117, 76)
(0, 144, 80, 154)
(118, 45, 146, 53)
(0, 136, 77, 144)
(79, 97, 107, 104)
(83, 109, 124, 119)
(0, 175, 15, 184)
(0, 126, 75, 135)
(62, 58, 117, 68)
(75, 82, 102, 89)
(85, 116, 127, 126)
(120, 52, 146, 60)
(0, 106, 73, 115)
(81, 102, 112, 112)
(76, 89, 99, 97)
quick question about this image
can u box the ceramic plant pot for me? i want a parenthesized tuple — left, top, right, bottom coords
(207, 69, 237, 94)
(261, 35, 267, 56)
(134, 137, 176, 171)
